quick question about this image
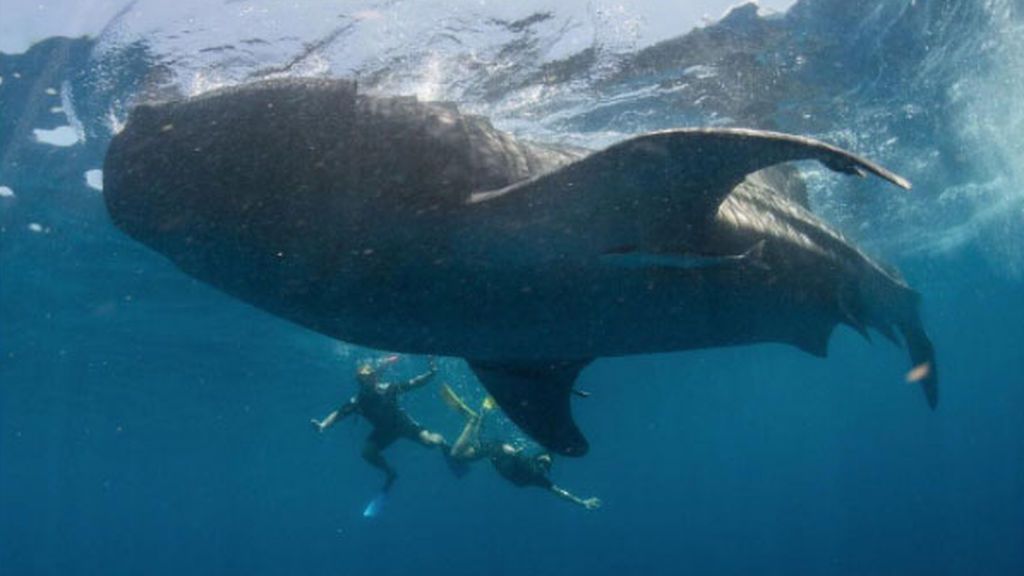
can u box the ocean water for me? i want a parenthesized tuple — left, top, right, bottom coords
(1, 1, 1023, 575)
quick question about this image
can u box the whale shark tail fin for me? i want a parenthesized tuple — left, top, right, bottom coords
(467, 359, 592, 457)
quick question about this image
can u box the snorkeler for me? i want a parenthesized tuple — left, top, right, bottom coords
(441, 384, 602, 510)
(312, 357, 447, 493)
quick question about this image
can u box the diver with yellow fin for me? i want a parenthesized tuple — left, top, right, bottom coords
(312, 357, 448, 495)
(441, 384, 602, 510)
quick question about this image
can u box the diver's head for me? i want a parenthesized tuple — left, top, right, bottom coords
(356, 362, 378, 387)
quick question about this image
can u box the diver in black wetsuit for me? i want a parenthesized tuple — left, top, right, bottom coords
(312, 358, 447, 492)
(442, 385, 601, 510)
(485, 442, 601, 509)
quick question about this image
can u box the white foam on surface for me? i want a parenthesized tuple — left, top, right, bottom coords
(0, 186, 14, 198)
(60, 81, 87, 143)
(85, 169, 104, 191)
(33, 126, 80, 147)
(106, 108, 126, 136)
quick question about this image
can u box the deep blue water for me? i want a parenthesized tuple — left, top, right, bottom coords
(2, 1, 1023, 575)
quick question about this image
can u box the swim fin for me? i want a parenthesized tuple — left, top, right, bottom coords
(481, 396, 496, 412)
(440, 384, 478, 419)
(362, 492, 388, 518)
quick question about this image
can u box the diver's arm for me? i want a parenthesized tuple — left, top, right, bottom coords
(398, 357, 438, 393)
(311, 398, 357, 432)
(549, 485, 602, 510)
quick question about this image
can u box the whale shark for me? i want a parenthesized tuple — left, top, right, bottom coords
(103, 78, 937, 456)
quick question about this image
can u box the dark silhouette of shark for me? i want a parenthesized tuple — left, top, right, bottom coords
(104, 78, 937, 456)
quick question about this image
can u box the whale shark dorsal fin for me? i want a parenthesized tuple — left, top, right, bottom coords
(468, 128, 910, 220)
(467, 359, 592, 457)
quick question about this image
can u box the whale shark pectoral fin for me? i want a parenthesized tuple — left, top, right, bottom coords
(467, 359, 592, 457)
(469, 128, 910, 222)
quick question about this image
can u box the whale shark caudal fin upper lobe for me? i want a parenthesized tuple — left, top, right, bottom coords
(467, 359, 592, 457)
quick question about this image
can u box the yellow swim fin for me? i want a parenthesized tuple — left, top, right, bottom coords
(481, 396, 496, 412)
(440, 384, 477, 419)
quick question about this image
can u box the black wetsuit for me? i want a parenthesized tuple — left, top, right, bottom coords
(483, 443, 553, 489)
(354, 382, 425, 448)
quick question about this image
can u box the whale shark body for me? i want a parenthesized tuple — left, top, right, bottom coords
(104, 78, 937, 456)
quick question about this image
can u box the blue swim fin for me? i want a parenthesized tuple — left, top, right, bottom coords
(362, 492, 388, 518)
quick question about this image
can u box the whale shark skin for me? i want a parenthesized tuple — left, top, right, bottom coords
(103, 78, 937, 456)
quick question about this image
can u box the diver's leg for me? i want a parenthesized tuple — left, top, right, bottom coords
(451, 403, 490, 459)
(450, 415, 480, 459)
(410, 420, 471, 478)
(362, 433, 398, 492)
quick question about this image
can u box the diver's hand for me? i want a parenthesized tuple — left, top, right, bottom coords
(582, 497, 602, 511)
(310, 418, 326, 432)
